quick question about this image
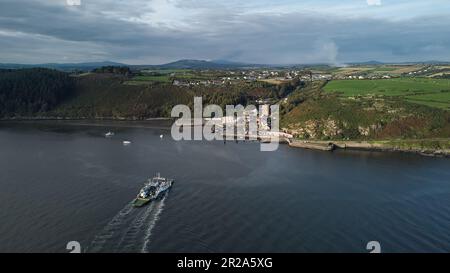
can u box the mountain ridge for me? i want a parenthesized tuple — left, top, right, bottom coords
(2, 59, 450, 71)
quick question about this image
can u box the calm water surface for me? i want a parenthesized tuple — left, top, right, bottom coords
(0, 121, 449, 253)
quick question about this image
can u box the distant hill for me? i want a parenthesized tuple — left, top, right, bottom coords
(348, 60, 385, 66)
(0, 59, 263, 71)
(2, 59, 450, 72)
(0, 61, 126, 71)
(134, 59, 264, 69)
(150, 59, 228, 69)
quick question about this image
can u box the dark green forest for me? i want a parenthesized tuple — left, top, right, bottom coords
(92, 66, 132, 75)
(0, 68, 75, 117)
(0, 68, 296, 119)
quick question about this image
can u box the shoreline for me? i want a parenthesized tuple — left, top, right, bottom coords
(0, 117, 173, 121)
(1, 118, 448, 158)
(289, 139, 450, 158)
(0, 117, 174, 130)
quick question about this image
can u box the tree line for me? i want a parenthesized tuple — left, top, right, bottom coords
(0, 68, 75, 117)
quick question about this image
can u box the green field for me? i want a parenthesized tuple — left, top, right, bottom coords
(371, 67, 397, 72)
(140, 69, 190, 74)
(324, 78, 450, 110)
(131, 75, 171, 82)
(405, 92, 450, 109)
(130, 69, 217, 83)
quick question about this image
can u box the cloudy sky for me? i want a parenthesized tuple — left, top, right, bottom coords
(0, 0, 449, 64)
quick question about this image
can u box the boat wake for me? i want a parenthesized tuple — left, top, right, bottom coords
(87, 194, 168, 253)
(141, 193, 167, 253)
(87, 202, 134, 252)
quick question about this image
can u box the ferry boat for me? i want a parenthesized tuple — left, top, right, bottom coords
(132, 174, 174, 207)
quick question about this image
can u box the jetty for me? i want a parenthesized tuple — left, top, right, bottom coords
(288, 140, 335, 151)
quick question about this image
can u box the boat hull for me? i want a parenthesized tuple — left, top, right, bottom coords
(132, 197, 151, 207)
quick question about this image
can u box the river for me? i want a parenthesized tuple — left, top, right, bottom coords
(0, 121, 449, 253)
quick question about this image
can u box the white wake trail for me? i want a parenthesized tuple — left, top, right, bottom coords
(87, 202, 134, 252)
(141, 194, 168, 253)
(115, 201, 156, 251)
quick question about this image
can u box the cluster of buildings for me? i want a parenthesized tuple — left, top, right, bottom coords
(203, 104, 273, 133)
(172, 79, 224, 87)
(407, 68, 429, 76)
(243, 70, 324, 81)
(333, 74, 392, 80)
(170, 69, 334, 86)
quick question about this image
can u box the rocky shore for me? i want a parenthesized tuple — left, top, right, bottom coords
(289, 139, 450, 157)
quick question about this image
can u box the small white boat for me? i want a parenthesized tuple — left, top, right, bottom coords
(123, 140, 131, 145)
(160, 134, 163, 139)
(105, 132, 115, 137)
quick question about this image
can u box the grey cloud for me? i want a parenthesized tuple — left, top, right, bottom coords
(0, 0, 449, 64)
